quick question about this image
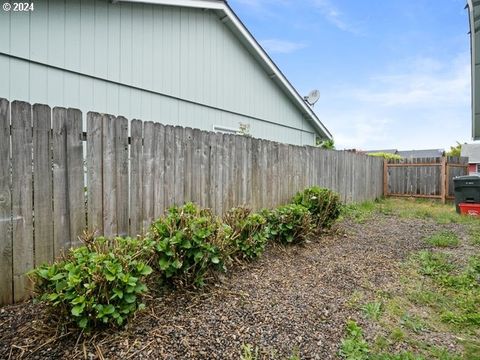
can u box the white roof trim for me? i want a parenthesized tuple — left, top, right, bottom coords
(115, 0, 225, 10)
(114, 0, 332, 139)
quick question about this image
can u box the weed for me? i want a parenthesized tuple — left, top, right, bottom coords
(389, 327, 406, 343)
(415, 251, 454, 276)
(240, 344, 259, 360)
(362, 301, 383, 321)
(400, 313, 426, 333)
(424, 231, 459, 248)
(339, 320, 370, 360)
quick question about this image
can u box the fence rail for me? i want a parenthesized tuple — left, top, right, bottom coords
(384, 157, 469, 203)
(0, 98, 384, 305)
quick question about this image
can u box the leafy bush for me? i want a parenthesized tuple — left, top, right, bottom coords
(149, 203, 228, 287)
(223, 207, 268, 260)
(30, 235, 153, 330)
(263, 204, 313, 245)
(292, 186, 341, 229)
(368, 152, 403, 160)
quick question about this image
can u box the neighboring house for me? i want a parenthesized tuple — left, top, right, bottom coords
(461, 143, 480, 174)
(467, 0, 480, 140)
(365, 149, 445, 158)
(0, 0, 331, 146)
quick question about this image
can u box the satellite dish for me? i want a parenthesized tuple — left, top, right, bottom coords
(304, 89, 320, 106)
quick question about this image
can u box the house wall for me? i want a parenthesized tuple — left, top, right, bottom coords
(0, 0, 318, 145)
(469, 163, 479, 174)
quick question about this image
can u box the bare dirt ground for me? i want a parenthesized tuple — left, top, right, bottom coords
(0, 213, 467, 359)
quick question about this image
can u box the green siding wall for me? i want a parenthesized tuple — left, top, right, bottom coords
(0, 0, 318, 145)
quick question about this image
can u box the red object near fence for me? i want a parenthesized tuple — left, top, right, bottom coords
(458, 203, 480, 217)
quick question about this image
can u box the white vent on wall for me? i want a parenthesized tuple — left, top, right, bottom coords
(213, 125, 240, 135)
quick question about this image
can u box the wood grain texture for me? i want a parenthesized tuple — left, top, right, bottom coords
(130, 119, 143, 236)
(52, 107, 70, 256)
(102, 114, 117, 237)
(86, 112, 103, 235)
(115, 116, 129, 235)
(32, 104, 53, 266)
(174, 126, 185, 206)
(66, 108, 86, 247)
(11, 101, 33, 302)
(164, 125, 175, 209)
(142, 121, 155, 229)
(153, 123, 165, 218)
(0, 98, 12, 305)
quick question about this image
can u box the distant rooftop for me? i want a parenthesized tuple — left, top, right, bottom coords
(365, 149, 445, 158)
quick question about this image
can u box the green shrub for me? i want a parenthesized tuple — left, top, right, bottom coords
(149, 203, 228, 287)
(368, 152, 403, 160)
(30, 236, 153, 330)
(223, 207, 268, 260)
(292, 186, 341, 229)
(263, 204, 313, 245)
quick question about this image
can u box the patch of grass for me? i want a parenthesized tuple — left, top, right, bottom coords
(388, 327, 406, 343)
(470, 227, 480, 246)
(400, 313, 427, 333)
(407, 289, 446, 307)
(342, 201, 378, 223)
(338, 199, 480, 359)
(362, 301, 383, 321)
(377, 198, 477, 226)
(424, 231, 459, 248)
(415, 251, 454, 276)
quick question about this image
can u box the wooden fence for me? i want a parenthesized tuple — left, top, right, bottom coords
(384, 157, 469, 202)
(0, 98, 384, 305)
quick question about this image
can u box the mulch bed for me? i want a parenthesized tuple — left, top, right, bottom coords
(0, 214, 466, 359)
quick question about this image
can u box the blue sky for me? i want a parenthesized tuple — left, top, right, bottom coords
(228, 0, 472, 151)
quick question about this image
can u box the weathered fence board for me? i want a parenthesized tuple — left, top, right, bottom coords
(0, 99, 12, 305)
(0, 97, 385, 306)
(33, 104, 53, 266)
(52, 107, 70, 255)
(142, 122, 156, 230)
(11, 101, 33, 302)
(102, 115, 117, 238)
(130, 120, 143, 236)
(67, 108, 86, 246)
(87, 112, 104, 234)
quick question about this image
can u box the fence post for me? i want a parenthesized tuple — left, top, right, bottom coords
(441, 156, 447, 204)
(383, 158, 388, 197)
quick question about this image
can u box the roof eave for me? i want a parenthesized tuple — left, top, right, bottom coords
(114, 0, 332, 140)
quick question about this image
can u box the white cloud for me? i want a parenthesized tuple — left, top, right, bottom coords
(312, 0, 361, 34)
(318, 53, 471, 150)
(260, 39, 307, 54)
